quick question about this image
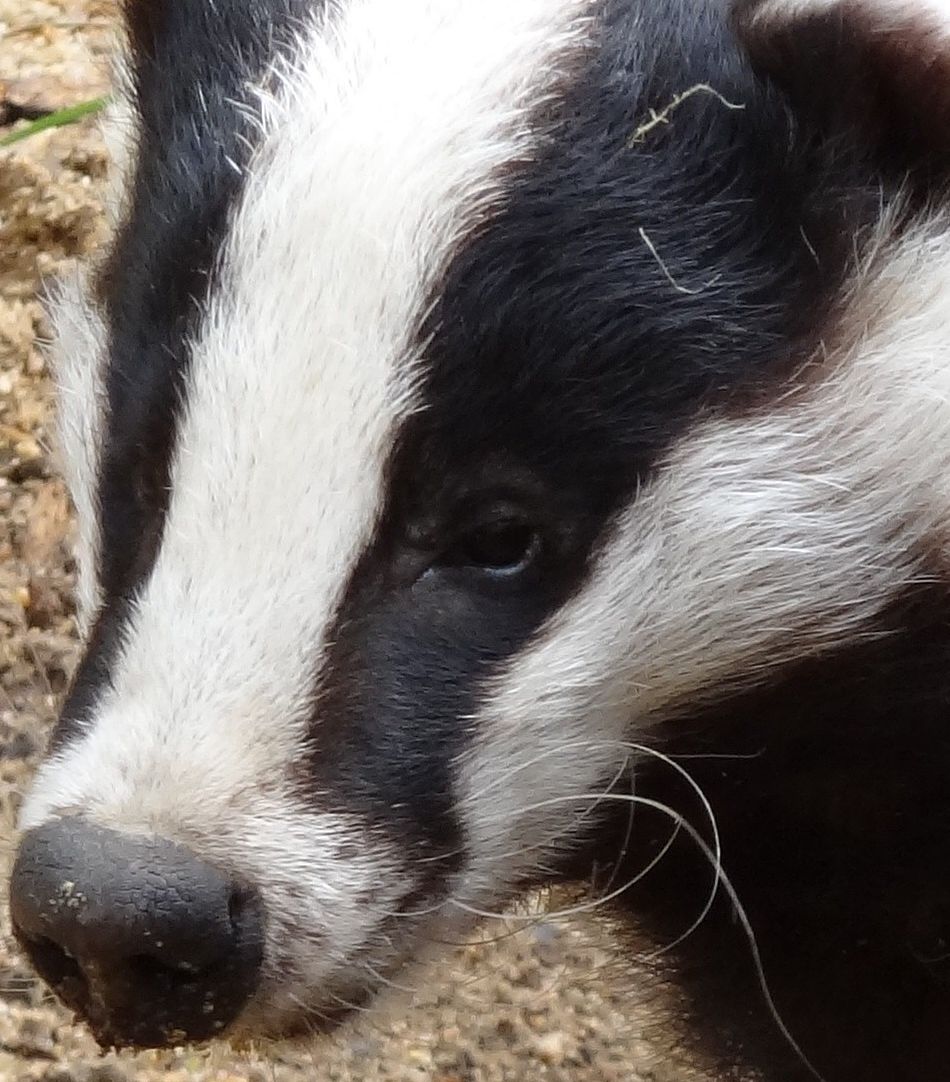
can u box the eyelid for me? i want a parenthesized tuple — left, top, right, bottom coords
(406, 497, 532, 548)
(456, 497, 534, 531)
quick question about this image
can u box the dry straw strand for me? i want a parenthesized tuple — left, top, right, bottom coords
(629, 82, 745, 146)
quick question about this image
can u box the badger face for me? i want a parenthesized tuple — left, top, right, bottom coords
(11, 0, 950, 1053)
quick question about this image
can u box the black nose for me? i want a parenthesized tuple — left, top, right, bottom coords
(9, 818, 263, 1049)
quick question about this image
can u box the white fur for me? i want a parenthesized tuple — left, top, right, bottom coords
(97, 45, 139, 231)
(46, 271, 108, 634)
(24, 0, 593, 1033)
(458, 214, 950, 897)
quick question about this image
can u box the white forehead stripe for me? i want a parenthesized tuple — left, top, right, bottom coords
(461, 215, 950, 890)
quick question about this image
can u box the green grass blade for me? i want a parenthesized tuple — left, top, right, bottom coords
(0, 96, 108, 148)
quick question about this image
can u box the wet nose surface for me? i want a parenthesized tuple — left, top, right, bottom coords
(9, 818, 263, 1049)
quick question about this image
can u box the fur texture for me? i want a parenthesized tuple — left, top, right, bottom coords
(14, 1, 950, 1078)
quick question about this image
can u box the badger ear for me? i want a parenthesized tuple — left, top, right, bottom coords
(733, 0, 950, 181)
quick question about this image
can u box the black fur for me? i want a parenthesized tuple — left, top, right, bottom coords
(573, 581, 950, 1082)
(735, 0, 950, 193)
(44, 0, 950, 1078)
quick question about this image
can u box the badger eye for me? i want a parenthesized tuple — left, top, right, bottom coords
(444, 518, 542, 577)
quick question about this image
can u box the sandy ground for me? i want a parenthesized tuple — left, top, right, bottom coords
(0, 6, 717, 1080)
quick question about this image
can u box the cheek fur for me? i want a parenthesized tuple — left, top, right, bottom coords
(456, 212, 950, 901)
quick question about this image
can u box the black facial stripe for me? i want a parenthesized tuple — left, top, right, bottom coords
(51, 0, 324, 748)
(418, 0, 881, 506)
(301, 1, 883, 873)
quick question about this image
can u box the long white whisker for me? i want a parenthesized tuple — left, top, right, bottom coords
(484, 751, 635, 865)
(620, 741, 721, 958)
(671, 748, 766, 761)
(376, 898, 447, 919)
(360, 960, 419, 996)
(453, 792, 825, 1082)
(597, 756, 637, 899)
(463, 736, 722, 948)
(323, 987, 373, 1016)
(285, 990, 337, 1028)
(458, 738, 629, 806)
(448, 814, 680, 925)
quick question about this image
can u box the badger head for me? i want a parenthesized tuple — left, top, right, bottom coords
(10, 0, 950, 1051)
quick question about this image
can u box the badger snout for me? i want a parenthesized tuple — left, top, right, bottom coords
(9, 818, 264, 1049)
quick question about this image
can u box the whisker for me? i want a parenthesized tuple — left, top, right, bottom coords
(619, 741, 721, 959)
(448, 812, 680, 926)
(597, 756, 637, 899)
(359, 959, 419, 997)
(323, 987, 372, 1016)
(671, 748, 766, 761)
(412, 846, 467, 866)
(458, 736, 721, 941)
(23, 639, 55, 702)
(286, 985, 399, 1050)
(285, 990, 337, 1029)
(408, 738, 708, 939)
(375, 894, 448, 920)
(494, 752, 635, 864)
(421, 893, 557, 950)
(454, 791, 825, 1082)
(458, 738, 624, 806)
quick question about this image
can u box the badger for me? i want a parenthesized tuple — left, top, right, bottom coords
(8, 0, 950, 1079)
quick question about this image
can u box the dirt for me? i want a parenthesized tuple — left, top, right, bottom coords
(0, 6, 716, 1081)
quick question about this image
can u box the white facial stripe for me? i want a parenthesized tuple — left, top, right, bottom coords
(46, 271, 108, 634)
(23, 0, 594, 1019)
(98, 42, 139, 231)
(460, 214, 950, 891)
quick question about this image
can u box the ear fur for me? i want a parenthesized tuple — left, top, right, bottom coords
(734, 0, 950, 186)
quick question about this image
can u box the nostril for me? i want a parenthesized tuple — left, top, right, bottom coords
(16, 932, 90, 1016)
(22, 933, 78, 978)
(21, 933, 83, 983)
